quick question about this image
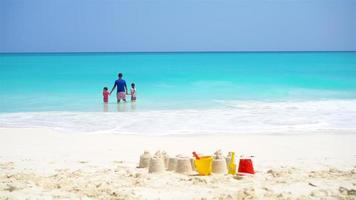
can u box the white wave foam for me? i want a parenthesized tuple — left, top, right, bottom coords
(1, 100, 356, 135)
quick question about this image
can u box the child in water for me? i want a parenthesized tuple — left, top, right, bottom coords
(130, 83, 136, 102)
(103, 87, 110, 103)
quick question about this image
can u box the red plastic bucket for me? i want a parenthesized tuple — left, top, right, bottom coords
(238, 158, 255, 174)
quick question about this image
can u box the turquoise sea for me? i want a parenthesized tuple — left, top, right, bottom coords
(0, 52, 356, 135)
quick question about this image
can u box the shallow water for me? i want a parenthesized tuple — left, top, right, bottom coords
(1, 52, 356, 112)
(0, 52, 356, 134)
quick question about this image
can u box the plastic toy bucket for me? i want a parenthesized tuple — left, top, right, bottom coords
(238, 158, 255, 174)
(194, 156, 213, 176)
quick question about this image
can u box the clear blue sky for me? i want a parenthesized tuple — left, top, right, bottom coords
(0, 0, 355, 52)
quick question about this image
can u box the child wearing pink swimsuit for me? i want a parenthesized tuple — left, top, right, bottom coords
(130, 83, 137, 101)
(103, 87, 110, 103)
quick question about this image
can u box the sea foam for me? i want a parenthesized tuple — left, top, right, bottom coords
(1, 100, 356, 135)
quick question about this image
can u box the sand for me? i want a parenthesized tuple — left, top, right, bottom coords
(0, 128, 356, 199)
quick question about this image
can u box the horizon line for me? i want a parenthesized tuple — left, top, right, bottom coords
(1, 50, 355, 55)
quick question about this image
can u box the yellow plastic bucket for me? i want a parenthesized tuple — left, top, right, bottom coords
(194, 156, 213, 176)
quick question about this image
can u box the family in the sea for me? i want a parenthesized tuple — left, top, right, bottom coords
(102, 72, 136, 103)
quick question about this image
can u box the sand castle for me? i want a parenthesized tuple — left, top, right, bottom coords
(141, 150, 252, 176)
(175, 157, 193, 175)
(167, 157, 177, 171)
(152, 150, 169, 168)
(138, 151, 151, 168)
(148, 155, 165, 173)
(212, 150, 227, 174)
(161, 151, 169, 168)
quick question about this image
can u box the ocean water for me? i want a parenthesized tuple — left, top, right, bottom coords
(0, 52, 356, 134)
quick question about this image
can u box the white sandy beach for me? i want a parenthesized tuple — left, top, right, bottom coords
(0, 128, 356, 199)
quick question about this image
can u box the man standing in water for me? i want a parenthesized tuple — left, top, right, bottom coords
(110, 73, 128, 103)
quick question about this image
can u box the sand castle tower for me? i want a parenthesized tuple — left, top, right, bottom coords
(167, 157, 177, 171)
(138, 151, 151, 168)
(148, 154, 165, 173)
(153, 150, 169, 169)
(161, 151, 169, 169)
(212, 150, 227, 174)
(175, 157, 193, 175)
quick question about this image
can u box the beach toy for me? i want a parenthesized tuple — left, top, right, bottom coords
(225, 152, 233, 166)
(175, 157, 193, 175)
(212, 150, 227, 174)
(148, 156, 165, 173)
(138, 151, 151, 168)
(194, 156, 213, 176)
(192, 151, 200, 160)
(167, 157, 177, 171)
(191, 152, 201, 171)
(238, 156, 255, 175)
(228, 152, 236, 175)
